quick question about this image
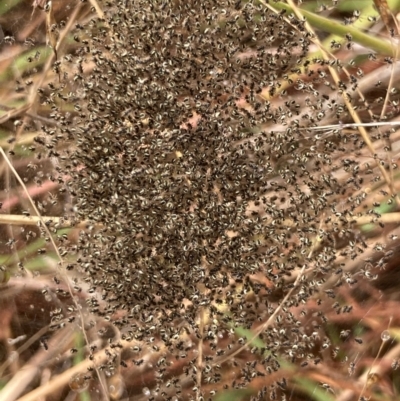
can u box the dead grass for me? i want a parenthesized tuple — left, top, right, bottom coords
(0, 1, 400, 401)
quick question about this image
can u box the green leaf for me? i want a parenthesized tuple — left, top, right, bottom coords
(214, 389, 254, 401)
(0, 0, 23, 16)
(266, 1, 399, 57)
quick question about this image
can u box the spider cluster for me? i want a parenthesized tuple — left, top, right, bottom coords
(35, 0, 394, 398)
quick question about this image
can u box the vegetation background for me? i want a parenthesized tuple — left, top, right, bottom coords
(0, 0, 400, 400)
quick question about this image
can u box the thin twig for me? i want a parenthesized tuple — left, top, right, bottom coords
(358, 317, 392, 400)
(0, 148, 108, 400)
(196, 307, 205, 400)
(13, 337, 137, 401)
(0, 214, 95, 229)
(0, 325, 75, 401)
(302, 121, 400, 131)
(88, 0, 106, 21)
(263, 0, 400, 205)
(213, 231, 322, 367)
(337, 335, 400, 401)
(4, 212, 400, 228)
